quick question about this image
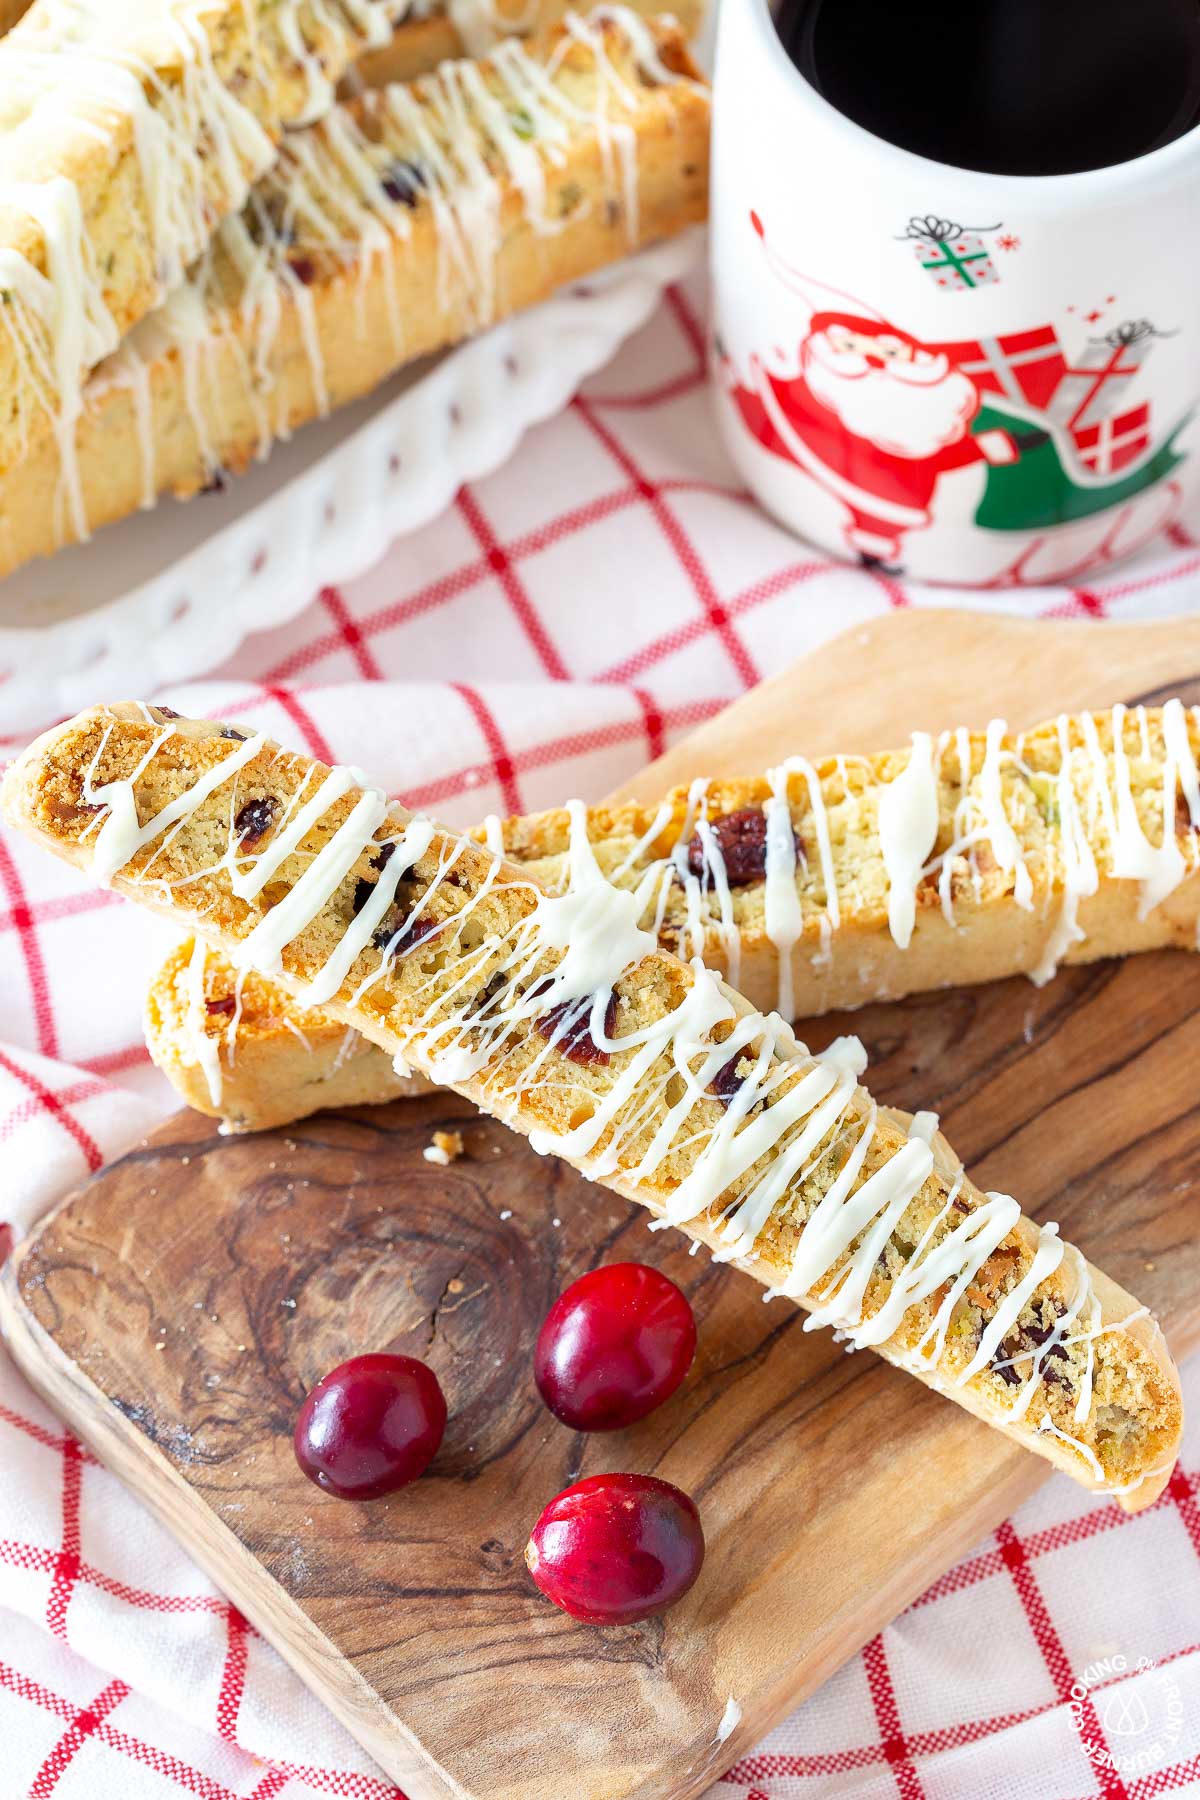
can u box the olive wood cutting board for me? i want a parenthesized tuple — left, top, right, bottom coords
(4, 608, 1200, 1800)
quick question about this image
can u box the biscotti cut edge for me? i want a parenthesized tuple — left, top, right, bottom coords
(3, 704, 1182, 1512)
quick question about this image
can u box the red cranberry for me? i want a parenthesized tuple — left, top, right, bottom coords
(687, 808, 769, 886)
(293, 1353, 446, 1500)
(525, 1472, 704, 1625)
(534, 1263, 696, 1432)
(708, 1052, 746, 1105)
(234, 795, 279, 843)
(535, 991, 618, 1065)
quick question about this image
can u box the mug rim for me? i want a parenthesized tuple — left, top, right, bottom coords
(743, 0, 1200, 198)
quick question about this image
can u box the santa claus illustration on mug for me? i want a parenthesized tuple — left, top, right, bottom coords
(723, 213, 1023, 568)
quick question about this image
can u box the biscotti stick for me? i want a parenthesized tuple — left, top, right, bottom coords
(0, 11, 709, 578)
(146, 703, 1200, 1132)
(350, 0, 703, 86)
(0, 0, 410, 508)
(4, 704, 1183, 1510)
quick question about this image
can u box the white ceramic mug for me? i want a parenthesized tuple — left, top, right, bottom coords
(710, 0, 1200, 587)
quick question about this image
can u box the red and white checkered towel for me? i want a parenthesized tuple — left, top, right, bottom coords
(1, 272, 1198, 1800)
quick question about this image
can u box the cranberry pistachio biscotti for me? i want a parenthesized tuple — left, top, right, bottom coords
(4, 704, 1182, 1510)
(145, 704, 1200, 1131)
(0, 10, 709, 577)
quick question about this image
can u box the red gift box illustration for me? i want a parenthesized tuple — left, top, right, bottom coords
(934, 326, 1067, 411)
(1071, 402, 1152, 474)
(1048, 321, 1163, 431)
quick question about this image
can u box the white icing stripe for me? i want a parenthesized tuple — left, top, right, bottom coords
(230, 765, 361, 899)
(877, 731, 939, 950)
(236, 787, 391, 974)
(185, 935, 223, 1106)
(299, 818, 435, 1004)
(764, 765, 803, 1020)
(979, 718, 1033, 910)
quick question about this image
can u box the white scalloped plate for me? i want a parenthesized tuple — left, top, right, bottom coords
(0, 230, 702, 733)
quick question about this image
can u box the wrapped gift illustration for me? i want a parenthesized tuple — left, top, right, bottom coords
(901, 215, 1001, 290)
(935, 325, 1067, 411)
(1048, 321, 1162, 430)
(1071, 402, 1152, 475)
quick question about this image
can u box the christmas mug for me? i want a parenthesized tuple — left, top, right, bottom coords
(710, 0, 1200, 586)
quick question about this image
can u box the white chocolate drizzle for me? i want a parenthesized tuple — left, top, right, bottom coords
(877, 731, 938, 951)
(184, 934, 223, 1105)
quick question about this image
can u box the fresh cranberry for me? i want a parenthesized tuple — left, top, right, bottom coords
(525, 1472, 704, 1624)
(534, 1263, 696, 1432)
(293, 1353, 446, 1500)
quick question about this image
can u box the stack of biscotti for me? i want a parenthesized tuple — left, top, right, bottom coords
(0, 6, 708, 577)
(142, 705, 1200, 1131)
(0, 0, 412, 522)
(2, 703, 1183, 1512)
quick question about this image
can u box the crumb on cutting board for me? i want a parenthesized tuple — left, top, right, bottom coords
(423, 1129, 465, 1167)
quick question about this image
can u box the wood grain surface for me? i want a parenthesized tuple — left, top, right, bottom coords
(3, 609, 1200, 1800)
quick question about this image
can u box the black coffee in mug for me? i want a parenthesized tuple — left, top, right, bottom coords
(773, 0, 1200, 176)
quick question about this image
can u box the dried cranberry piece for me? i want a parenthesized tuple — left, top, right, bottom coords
(685, 808, 798, 888)
(380, 159, 425, 207)
(221, 726, 249, 741)
(537, 991, 618, 1065)
(373, 842, 396, 870)
(376, 911, 438, 953)
(288, 253, 317, 285)
(992, 1347, 1024, 1387)
(154, 704, 181, 720)
(708, 1053, 746, 1105)
(234, 795, 279, 843)
(205, 995, 236, 1017)
(1176, 791, 1199, 835)
(200, 468, 229, 496)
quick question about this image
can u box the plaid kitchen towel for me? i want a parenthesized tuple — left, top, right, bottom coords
(0, 269, 1198, 1800)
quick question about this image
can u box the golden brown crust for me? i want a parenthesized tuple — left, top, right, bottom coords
(0, 16, 709, 578)
(4, 703, 1182, 1510)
